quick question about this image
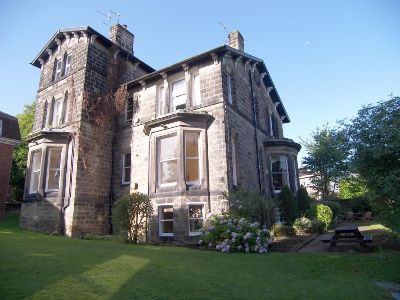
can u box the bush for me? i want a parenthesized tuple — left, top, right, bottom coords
(271, 223, 296, 238)
(316, 204, 333, 229)
(112, 193, 153, 243)
(225, 189, 276, 227)
(305, 203, 317, 219)
(309, 219, 325, 233)
(323, 201, 341, 219)
(278, 186, 297, 225)
(293, 216, 312, 233)
(350, 197, 371, 212)
(296, 187, 311, 215)
(200, 215, 272, 253)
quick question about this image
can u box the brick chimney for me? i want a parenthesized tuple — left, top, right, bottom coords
(228, 31, 244, 52)
(109, 24, 134, 54)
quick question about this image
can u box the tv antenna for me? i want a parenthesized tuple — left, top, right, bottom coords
(97, 10, 120, 27)
(218, 21, 229, 44)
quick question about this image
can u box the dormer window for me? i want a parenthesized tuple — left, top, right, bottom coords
(53, 59, 62, 81)
(63, 53, 72, 76)
(171, 79, 186, 112)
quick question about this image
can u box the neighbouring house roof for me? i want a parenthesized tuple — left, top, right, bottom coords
(126, 44, 291, 123)
(30, 26, 154, 73)
(0, 111, 21, 144)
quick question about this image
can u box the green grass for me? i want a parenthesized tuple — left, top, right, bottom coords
(1, 213, 399, 300)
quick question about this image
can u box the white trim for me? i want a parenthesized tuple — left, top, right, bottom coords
(157, 134, 178, 188)
(271, 154, 290, 193)
(184, 132, 201, 186)
(188, 203, 204, 236)
(158, 205, 174, 237)
(121, 152, 131, 185)
(45, 147, 62, 192)
(29, 149, 43, 194)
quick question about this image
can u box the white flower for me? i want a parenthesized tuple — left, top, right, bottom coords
(238, 245, 242, 251)
(198, 240, 203, 245)
(244, 232, 252, 240)
(216, 244, 222, 250)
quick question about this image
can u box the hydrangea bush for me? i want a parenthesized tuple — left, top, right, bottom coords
(199, 214, 273, 254)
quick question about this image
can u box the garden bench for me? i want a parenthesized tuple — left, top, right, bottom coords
(321, 226, 372, 249)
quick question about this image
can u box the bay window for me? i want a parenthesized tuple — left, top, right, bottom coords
(159, 206, 174, 236)
(157, 135, 178, 187)
(271, 155, 289, 192)
(29, 150, 42, 194)
(188, 204, 203, 235)
(171, 79, 186, 111)
(45, 148, 62, 192)
(185, 133, 200, 185)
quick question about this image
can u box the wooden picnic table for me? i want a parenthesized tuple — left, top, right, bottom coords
(322, 225, 372, 249)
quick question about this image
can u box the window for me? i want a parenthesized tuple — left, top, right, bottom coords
(54, 59, 62, 81)
(122, 153, 131, 184)
(45, 148, 62, 192)
(231, 136, 238, 186)
(159, 206, 173, 236)
(63, 53, 72, 76)
(171, 79, 186, 111)
(157, 86, 166, 116)
(51, 97, 63, 127)
(293, 159, 298, 191)
(0, 120, 2, 136)
(227, 75, 233, 104)
(185, 133, 200, 185)
(268, 114, 274, 137)
(157, 135, 178, 187)
(189, 204, 203, 235)
(271, 155, 289, 192)
(29, 150, 42, 194)
(126, 97, 134, 122)
(192, 74, 201, 106)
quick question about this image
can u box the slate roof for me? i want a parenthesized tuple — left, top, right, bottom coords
(0, 111, 21, 142)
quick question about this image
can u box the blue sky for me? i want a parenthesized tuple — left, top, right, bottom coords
(0, 0, 399, 161)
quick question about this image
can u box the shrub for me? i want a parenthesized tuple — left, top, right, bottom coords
(305, 203, 317, 219)
(323, 201, 341, 219)
(112, 192, 153, 243)
(316, 204, 333, 229)
(350, 197, 371, 212)
(225, 189, 276, 227)
(293, 216, 312, 233)
(296, 187, 311, 215)
(271, 223, 295, 238)
(278, 186, 297, 225)
(200, 215, 272, 253)
(309, 219, 325, 233)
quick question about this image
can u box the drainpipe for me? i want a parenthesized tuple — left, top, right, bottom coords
(249, 70, 262, 194)
(108, 117, 116, 235)
(205, 126, 211, 213)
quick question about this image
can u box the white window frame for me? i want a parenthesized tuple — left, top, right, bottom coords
(52, 97, 63, 127)
(185, 132, 201, 186)
(45, 147, 62, 192)
(29, 149, 43, 194)
(157, 134, 178, 188)
(170, 79, 187, 112)
(231, 136, 238, 186)
(64, 53, 72, 76)
(227, 74, 233, 104)
(122, 152, 131, 185)
(188, 204, 204, 236)
(157, 85, 166, 116)
(191, 73, 201, 107)
(125, 97, 134, 122)
(54, 59, 62, 80)
(159, 205, 174, 237)
(271, 155, 290, 193)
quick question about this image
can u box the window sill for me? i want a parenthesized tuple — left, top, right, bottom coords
(121, 182, 130, 187)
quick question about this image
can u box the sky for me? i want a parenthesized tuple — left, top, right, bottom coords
(0, 0, 399, 161)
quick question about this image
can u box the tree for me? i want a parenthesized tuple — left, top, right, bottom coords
(339, 176, 368, 199)
(10, 101, 36, 201)
(302, 125, 350, 199)
(344, 96, 400, 232)
(296, 186, 311, 215)
(278, 186, 297, 225)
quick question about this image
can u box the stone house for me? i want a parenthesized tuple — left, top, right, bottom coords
(20, 24, 301, 242)
(0, 112, 21, 218)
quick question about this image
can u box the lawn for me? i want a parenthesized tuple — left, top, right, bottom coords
(1, 213, 399, 300)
